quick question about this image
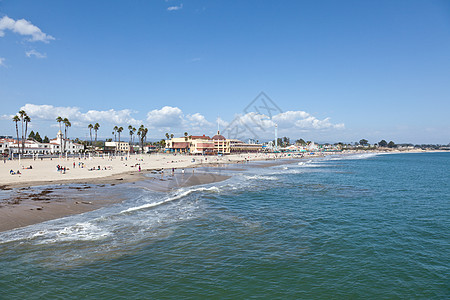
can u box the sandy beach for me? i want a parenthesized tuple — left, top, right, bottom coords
(0, 152, 290, 189)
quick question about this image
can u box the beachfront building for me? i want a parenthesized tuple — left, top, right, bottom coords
(0, 130, 83, 156)
(0, 138, 57, 155)
(0, 138, 14, 155)
(104, 141, 130, 154)
(50, 130, 84, 154)
(165, 131, 262, 155)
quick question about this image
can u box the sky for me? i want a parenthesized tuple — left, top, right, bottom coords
(1, 0, 449, 144)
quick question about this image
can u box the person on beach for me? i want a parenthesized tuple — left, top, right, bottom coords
(181, 168, 185, 174)
(10, 169, 15, 175)
(138, 165, 141, 172)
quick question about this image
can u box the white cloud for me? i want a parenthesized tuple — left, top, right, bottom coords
(25, 49, 46, 58)
(187, 113, 213, 129)
(0, 16, 54, 42)
(272, 110, 344, 130)
(0, 57, 5, 67)
(146, 106, 214, 134)
(19, 104, 142, 126)
(146, 106, 184, 128)
(167, 4, 183, 11)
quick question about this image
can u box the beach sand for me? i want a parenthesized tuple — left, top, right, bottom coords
(0, 152, 287, 189)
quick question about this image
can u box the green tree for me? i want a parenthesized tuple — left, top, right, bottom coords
(359, 139, 369, 146)
(296, 138, 306, 145)
(94, 123, 100, 142)
(28, 130, 35, 140)
(12, 115, 20, 154)
(18, 110, 28, 154)
(378, 140, 388, 147)
(63, 118, 71, 153)
(43, 136, 49, 143)
(113, 125, 118, 142)
(23, 114, 31, 154)
(128, 125, 134, 143)
(35, 132, 42, 143)
(388, 141, 396, 148)
(118, 126, 123, 144)
(88, 124, 93, 147)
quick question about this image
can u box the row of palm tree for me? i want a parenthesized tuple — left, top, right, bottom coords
(137, 125, 148, 151)
(11, 110, 31, 154)
(165, 133, 175, 140)
(11, 113, 153, 155)
(87, 123, 100, 147)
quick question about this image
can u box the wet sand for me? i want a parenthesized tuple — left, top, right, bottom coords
(0, 170, 230, 232)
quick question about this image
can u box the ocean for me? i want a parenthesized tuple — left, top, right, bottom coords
(0, 152, 448, 299)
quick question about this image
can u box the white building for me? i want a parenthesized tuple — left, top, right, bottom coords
(0, 130, 83, 156)
(50, 130, 84, 154)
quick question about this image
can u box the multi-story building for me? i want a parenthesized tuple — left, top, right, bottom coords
(165, 131, 262, 154)
(104, 141, 130, 154)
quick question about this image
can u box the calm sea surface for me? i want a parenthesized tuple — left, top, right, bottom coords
(0, 152, 449, 299)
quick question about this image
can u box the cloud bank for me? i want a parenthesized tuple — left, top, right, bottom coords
(16, 104, 142, 126)
(3, 104, 344, 140)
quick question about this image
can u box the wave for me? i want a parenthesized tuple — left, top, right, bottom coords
(244, 175, 279, 181)
(120, 186, 220, 214)
(325, 153, 384, 161)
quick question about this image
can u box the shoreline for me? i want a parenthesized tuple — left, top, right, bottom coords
(0, 150, 446, 233)
(0, 154, 298, 232)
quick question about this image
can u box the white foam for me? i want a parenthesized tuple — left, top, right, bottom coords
(244, 175, 279, 181)
(326, 153, 382, 161)
(120, 186, 220, 214)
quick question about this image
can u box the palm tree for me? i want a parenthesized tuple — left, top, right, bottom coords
(56, 116, 63, 154)
(118, 126, 123, 143)
(170, 134, 174, 139)
(113, 125, 118, 142)
(12, 115, 20, 155)
(24, 115, 31, 154)
(63, 118, 71, 153)
(184, 132, 188, 141)
(88, 124, 93, 147)
(94, 123, 100, 143)
(117, 126, 123, 154)
(18, 110, 27, 154)
(128, 125, 134, 143)
(165, 133, 170, 140)
(137, 128, 142, 153)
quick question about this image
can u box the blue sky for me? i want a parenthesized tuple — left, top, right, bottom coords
(1, 0, 449, 144)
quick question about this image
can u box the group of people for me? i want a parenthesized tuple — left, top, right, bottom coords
(56, 165, 68, 173)
(9, 169, 21, 175)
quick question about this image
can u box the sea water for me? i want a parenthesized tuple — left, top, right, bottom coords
(0, 152, 448, 298)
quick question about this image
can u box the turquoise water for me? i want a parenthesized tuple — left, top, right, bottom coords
(0, 152, 449, 298)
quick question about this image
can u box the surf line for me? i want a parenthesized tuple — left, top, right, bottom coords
(120, 186, 220, 214)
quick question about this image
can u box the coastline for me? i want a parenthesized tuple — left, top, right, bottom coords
(0, 150, 446, 233)
(0, 153, 297, 232)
